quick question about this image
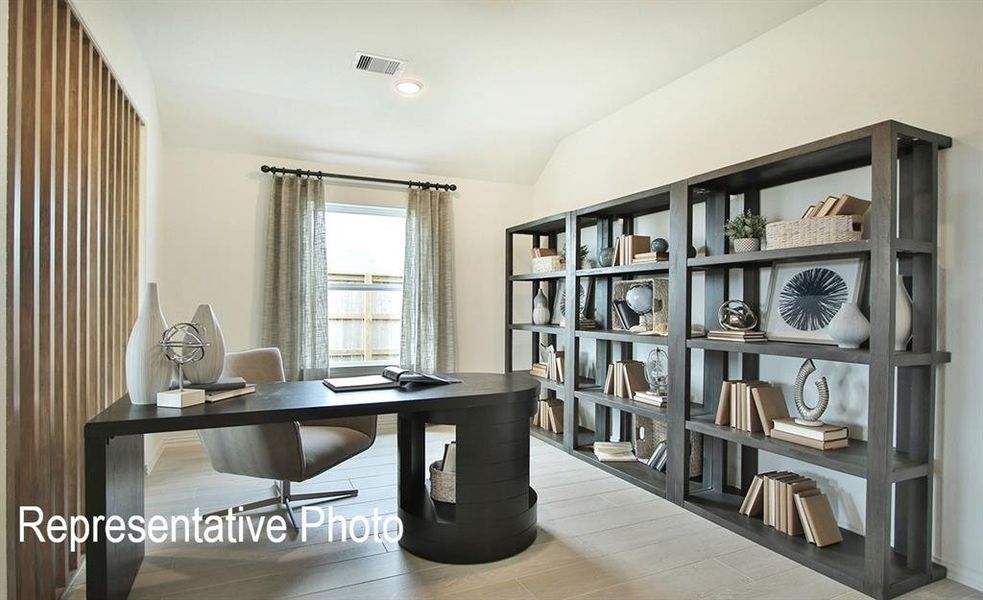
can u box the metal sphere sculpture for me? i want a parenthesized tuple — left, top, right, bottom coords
(793, 358, 829, 427)
(160, 322, 209, 391)
(717, 299, 758, 331)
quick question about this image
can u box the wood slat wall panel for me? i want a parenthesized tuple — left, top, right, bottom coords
(5, 1, 143, 596)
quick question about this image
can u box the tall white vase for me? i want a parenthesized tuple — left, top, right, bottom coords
(184, 303, 226, 384)
(828, 302, 870, 349)
(125, 283, 172, 405)
(895, 280, 913, 351)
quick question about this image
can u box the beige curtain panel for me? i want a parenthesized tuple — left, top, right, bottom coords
(401, 188, 457, 372)
(263, 176, 331, 380)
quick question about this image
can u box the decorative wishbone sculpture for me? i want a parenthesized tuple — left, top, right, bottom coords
(793, 358, 829, 427)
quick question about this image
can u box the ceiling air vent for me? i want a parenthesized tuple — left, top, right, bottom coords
(352, 52, 406, 76)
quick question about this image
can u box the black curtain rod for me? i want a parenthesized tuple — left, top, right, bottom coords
(260, 165, 457, 192)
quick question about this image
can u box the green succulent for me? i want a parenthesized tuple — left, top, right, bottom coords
(724, 211, 768, 239)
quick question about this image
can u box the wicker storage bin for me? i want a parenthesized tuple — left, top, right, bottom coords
(633, 416, 702, 476)
(531, 255, 564, 273)
(765, 214, 863, 250)
(429, 460, 455, 504)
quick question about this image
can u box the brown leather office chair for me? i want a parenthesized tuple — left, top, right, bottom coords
(197, 347, 377, 528)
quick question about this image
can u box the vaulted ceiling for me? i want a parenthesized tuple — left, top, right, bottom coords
(118, 0, 818, 183)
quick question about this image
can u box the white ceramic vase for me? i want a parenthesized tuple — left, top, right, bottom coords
(125, 283, 172, 405)
(184, 303, 226, 384)
(828, 302, 870, 349)
(532, 289, 551, 325)
(733, 238, 760, 253)
(895, 280, 913, 351)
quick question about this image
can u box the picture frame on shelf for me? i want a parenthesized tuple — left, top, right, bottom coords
(551, 278, 594, 325)
(763, 258, 866, 345)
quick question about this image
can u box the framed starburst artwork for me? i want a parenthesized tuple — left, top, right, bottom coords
(763, 258, 866, 344)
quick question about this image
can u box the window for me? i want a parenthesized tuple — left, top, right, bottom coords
(326, 203, 406, 367)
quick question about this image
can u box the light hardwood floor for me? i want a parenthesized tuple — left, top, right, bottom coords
(65, 427, 980, 600)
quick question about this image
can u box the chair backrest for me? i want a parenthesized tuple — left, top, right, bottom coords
(222, 347, 286, 384)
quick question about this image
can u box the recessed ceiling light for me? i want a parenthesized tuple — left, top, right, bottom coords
(394, 80, 423, 96)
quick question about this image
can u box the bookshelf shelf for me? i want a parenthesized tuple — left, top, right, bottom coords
(575, 262, 669, 277)
(508, 323, 564, 335)
(684, 489, 928, 594)
(685, 416, 928, 481)
(575, 328, 669, 345)
(686, 338, 949, 366)
(530, 376, 564, 394)
(506, 121, 950, 599)
(687, 240, 871, 269)
(509, 271, 566, 281)
(572, 447, 666, 497)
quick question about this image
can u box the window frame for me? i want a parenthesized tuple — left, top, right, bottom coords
(325, 202, 406, 374)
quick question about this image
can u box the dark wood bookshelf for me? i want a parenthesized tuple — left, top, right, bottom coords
(531, 425, 593, 450)
(506, 121, 950, 599)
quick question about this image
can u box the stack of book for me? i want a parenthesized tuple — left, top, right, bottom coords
(770, 418, 849, 450)
(530, 247, 563, 273)
(592, 441, 635, 462)
(187, 377, 256, 403)
(707, 329, 767, 342)
(630, 251, 667, 264)
(578, 318, 600, 330)
(633, 390, 666, 408)
(740, 471, 843, 547)
(714, 380, 783, 432)
(602, 360, 649, 399)
(530, 247, 558, 258)
(642, 440, 668, 471)
(800, 193, 870, 219)
(610, 235, 651, 266)
(531, 399, 564, 434)
(529, 345, 564, 383)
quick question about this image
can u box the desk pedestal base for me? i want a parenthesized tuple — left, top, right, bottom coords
(397, 396, 538, 563)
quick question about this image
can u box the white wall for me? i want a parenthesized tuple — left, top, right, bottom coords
(532, 0, 982, 589)
(68, 0, 166, 470)
(156, 145, 533, 372)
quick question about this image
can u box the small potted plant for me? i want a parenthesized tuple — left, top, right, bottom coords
(562, 244, 592, 268)
(724, 211, 768, 252)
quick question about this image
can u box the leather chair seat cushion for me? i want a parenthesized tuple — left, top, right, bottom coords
(298, 425, 373, 480)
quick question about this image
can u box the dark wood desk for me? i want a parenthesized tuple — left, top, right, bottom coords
(85, 372, 539, 599)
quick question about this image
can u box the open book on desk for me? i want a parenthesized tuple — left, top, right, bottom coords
(323, 366, 462, 392)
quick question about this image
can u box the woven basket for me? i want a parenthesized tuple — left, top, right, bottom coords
(633, 416, 702, 476)
(531, 255, 564, 273)
(429, 460, 455, 504)
(765, 215, 863, 250)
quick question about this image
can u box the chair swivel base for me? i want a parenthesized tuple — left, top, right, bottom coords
(204, 480, 357, 530)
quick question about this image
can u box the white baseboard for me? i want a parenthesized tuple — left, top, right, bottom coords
(936, 556, 983, 591)
(145, 431, 202, 475)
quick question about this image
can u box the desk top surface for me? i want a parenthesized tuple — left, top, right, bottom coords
(85, 372, 538, 437)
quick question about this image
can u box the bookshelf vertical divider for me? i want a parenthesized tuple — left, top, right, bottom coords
(505, 121, 951, 600)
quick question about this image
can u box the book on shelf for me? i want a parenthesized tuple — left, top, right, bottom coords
(718, 380, 769, 432)
(794, 489, 823, 544)
(530, 362, 548, 379)
(814, 195, 840, 218)
(770, 429, 850, 450)
(530, 247, 558, 258)
(441, 442, 457, 473)
(613, 299, 640, 329)
(633, 390, 666, 407)
(615, 235, 651, 266)
(786, 478, 817, 535)
(593, 441, 636, 462)
(578, 318, 600, 330)
(631, 251, 668, 264)
(739, 474, 766, 516)
(532, 399, 564, 434)
(604, 360, 648, 399)
(797, 493, 843, 547)
(771, 418, 848, 441)
(706, 329, 766, 342)
(751, 386, 791, 436)
(801, 194, 870, 220)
